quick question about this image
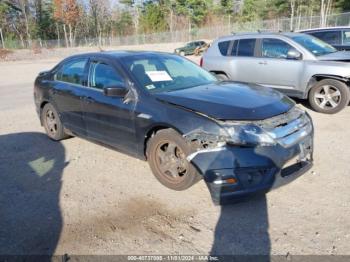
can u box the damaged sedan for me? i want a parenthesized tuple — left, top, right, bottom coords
(34, 51, 314, 204)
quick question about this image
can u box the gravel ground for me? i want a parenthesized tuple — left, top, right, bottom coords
(0, 50, 349, 256)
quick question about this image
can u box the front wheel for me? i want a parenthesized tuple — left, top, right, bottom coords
(180, 51, 185, 56)
(309, 79, 350, 114)
(146, 129, 201, 191)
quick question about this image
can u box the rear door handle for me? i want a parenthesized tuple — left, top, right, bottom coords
(81, 96, 94, 103)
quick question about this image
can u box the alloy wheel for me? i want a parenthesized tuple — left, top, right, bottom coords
(45, 109, 58, 136)
(314, 85, 341, 109)
(154, 141, 189, 184)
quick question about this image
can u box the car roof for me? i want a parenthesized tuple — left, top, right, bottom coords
(300, 26, 350, 32)
(215, 31, 305, 41)
(65, 50, 176, 60)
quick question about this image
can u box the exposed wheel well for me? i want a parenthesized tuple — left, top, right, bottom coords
(144, 126, 171, 159)
(39, 101, 49, 124)
(210, 71, 228, 76)
(307, 75, 350, 98)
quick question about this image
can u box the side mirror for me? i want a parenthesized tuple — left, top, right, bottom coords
(103, 85, 128, 97)
(287, 49, 302, 60)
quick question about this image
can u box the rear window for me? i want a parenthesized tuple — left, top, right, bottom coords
(237, 39, 256, 57)
(55, 58, 88, 85)
(218, 41, 230, 55)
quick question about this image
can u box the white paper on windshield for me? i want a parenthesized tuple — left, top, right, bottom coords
(146, 84, 156, 90)
(146, 71, 173, 82)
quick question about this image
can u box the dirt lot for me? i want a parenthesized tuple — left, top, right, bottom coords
(0, 47, 350, 256)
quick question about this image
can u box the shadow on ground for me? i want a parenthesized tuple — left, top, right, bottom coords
(0, 132, 66, 255)
(211, 196, 270, 260)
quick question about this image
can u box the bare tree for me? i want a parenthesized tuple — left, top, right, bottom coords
(17, 0, 31, 47)
(290, 0, 296, 31)
(320, 0, 333, 27)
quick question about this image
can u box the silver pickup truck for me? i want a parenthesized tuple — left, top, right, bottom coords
(201, 32, 350, 114)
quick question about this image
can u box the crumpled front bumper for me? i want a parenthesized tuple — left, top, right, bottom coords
(189, 134, 313, 205)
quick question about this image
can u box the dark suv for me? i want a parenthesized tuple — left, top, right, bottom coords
(174, 41, 208, 56)
(301, 27, 350, 51)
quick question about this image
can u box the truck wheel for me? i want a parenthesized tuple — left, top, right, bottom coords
(309, 79, 350, 114)
(146, 129, 201, 191)
(180, 51, 185, 56)
(215, 73, 229, 81)
(41, 103, 68, 141)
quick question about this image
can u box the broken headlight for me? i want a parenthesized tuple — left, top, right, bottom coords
(224, 123, 276, 146)
(184, 123, 276, 149)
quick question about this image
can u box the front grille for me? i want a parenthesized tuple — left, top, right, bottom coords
(255, 107, 313, 148)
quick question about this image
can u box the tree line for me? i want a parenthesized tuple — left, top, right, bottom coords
(0, 0, 349, 48)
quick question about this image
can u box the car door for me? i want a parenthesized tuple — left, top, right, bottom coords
(81, 57, 137, 154)
(227, 38, 261, 83)
(252, 38, 304, 96)
(50, 58, 89, 135)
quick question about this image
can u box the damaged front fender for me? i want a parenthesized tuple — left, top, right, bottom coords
(183, 118, 313, 204)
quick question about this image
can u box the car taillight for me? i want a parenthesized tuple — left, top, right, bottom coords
(200, 57, 203, 67)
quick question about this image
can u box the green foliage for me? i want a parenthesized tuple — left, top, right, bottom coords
(174, 0, 212, 26)
(139, 2, 168, 33)
(1, 0, 350, 45)
(114, 11, 134, 36)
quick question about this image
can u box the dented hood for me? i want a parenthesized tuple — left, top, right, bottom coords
(154, 82, 295, 121)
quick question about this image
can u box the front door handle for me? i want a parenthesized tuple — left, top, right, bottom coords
(258, 61, 267, 65)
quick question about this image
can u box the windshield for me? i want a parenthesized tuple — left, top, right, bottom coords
(122, 54, 216, 93)
(291, 34, 337, 56)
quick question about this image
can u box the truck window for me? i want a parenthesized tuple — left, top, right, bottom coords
(218, 41, 230, 56)
(237, 39, 256, 57)
(311, 31, 341, 45)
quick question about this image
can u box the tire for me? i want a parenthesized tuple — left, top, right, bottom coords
(215, 73, 229, 81)
(180, 51, 185, 56)
(41, 103, 68, 141)
(308, 79, 350, 114)
(146, 129, 201, 191)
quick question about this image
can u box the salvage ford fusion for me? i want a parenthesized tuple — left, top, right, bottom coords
(34, 51, 314, 204)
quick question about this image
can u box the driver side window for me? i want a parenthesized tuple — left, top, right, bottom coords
(262, 38, 294, 59)
(88, 61, 124, 90)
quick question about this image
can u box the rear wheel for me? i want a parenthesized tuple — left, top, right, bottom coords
(41, 103, 68, 141)
(215, 73, 229, 81)
(309, 79, 349, 114)
(146, 129, 201, 191)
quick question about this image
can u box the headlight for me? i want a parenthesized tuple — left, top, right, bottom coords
(184, 124, 276, 149)
(184, 107, 311, 149)
(224, 124, 276, 146)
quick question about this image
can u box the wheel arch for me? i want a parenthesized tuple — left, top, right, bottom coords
(306, 74, 350, 99)
(142, 124, 184, 160)
(39, 100, 50, 125)
(210, 70, 229, 77)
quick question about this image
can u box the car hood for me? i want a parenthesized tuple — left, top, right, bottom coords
(318, 51, 350, 61)
(154, 82, 295, 121)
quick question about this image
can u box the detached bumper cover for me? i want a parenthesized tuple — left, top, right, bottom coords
(190, 135, 313, 204)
